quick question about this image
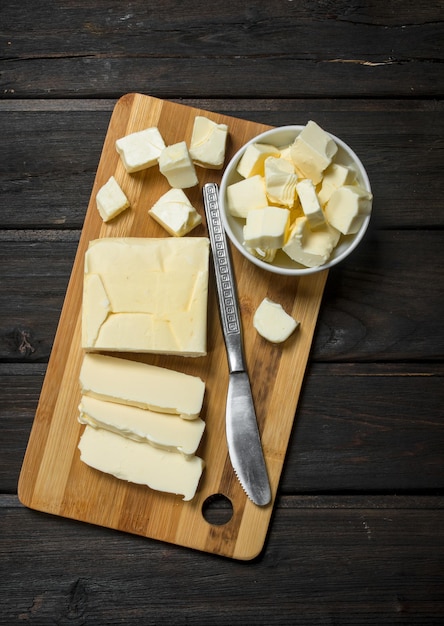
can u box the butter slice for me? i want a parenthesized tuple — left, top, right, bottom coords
(189, 116, 228, 170)
(158, 141, 198, 188)
(82, 237, 209, 356)
(296, 179, 325, 229)
(318, 163, 357, 206)
(283, 216, 340, 268)
(325, 185, 373, 235)
(80, 353, 205, 419)
(243, 207, 290, 249)
(95, 176, 130, 222)
(149, 188, 202, 236)
(253, 298, 299, 343)
(79, 425, 204, 501)
(116, 127, 166, 173)
(226, 175, 268, 218)
(78, 395, 205, 456)
(290, 121, 338, 184)
(264, 157, 298, 208)
(237, 143, 280, 178)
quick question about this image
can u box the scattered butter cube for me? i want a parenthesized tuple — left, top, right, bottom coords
(189, 116, 228, 170)
(158, 141, 198, 189)
(290, 120, 338, 184)
(95, 175, 130, 223)
(226, 175, 268, 218)
(237, 142, 280, 178)
(296, 178, 325, 229)
(253, 297, 299, 343)
(264, 156, 298, 208)
(283, 216, 340, 268)
(149, 188, 202, 237)
(325, 184, 373, 235)
(318, 162, 357, 206)
(115, 127, 166, 173)
(243, 206, 290, 249)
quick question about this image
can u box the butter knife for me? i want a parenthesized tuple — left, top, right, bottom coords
(202, 182, 271, 507)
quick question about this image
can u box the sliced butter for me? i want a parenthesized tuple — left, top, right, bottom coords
(243, 206, 290, 249)
(95, 176, 130, 223)
(116, 127, 166, 173)
(325, 184, 373, 235)
(290, 120, 338, 184)
(283, 216, 340, 268)
(264, 156, 298, 208)
(253, 298, 299, 343)
(149, 188, 202, 237)
(296, 178, 325, 229)
(237, 142, 280, 178)
(226, 175, 268, 218)
(189, 116, 228, 170)
(158, 141, 198, 189)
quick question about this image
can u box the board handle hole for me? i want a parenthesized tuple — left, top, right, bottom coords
(201, 493, 233, 526)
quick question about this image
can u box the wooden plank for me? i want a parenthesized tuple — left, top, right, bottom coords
(17, 94, 329, 560)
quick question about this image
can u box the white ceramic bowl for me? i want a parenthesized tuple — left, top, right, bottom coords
(219, 125, 372, 276)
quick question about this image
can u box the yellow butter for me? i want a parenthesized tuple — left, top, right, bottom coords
(283, 216, 340, 268)
(189, 116, 228, 170)
(116, 127, 166, 173)
(149, 188, 201, 236)
(158, 141, 198, 189)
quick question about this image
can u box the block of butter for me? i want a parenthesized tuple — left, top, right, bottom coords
(253, 298, 299, 343)
(116, 127, 166, 173)
(78, 425, 204, 501)
(264, 156, 298, 208)
(283, 216, 340, 268)
(317, 162, 357, 206)
(78, 395, 205, 456)
(325, 184, 373, 235)
(243, 206, 290, 249)
(96, 176, 130, 223)
(290, 120, 338, 184)
(82, 237, 209, 356)
(80, 353, 205, 419)
(296, 178, 325, 229)
(158, 141, 198, 188)
(149, 188, 202, 237)
(189, 116, 228, 170)
(237, 142, 280, 178)
(226, 175, 268, 218)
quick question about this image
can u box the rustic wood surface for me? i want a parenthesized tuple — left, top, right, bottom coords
(1, 0, 443, 623)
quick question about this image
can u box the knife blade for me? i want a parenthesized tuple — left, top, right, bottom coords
(202, 182, 271, 506)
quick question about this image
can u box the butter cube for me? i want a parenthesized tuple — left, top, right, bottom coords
(296, 179, 325, 229)
(226, 175, 268, 218)
(95, 176, 130, 222)
(318, 163, 357, 206)
(283, 216, 340, 268)
(149, 188, 202, 237)
(243, 207, 290, 249)
(159, 141, 198, 188)
(325, 185, 373, 235)
(264, 157, 298, 208)
(116, 127, 166, 173)
(290, 120, 338, 184)
(253, 297, 299, 343)
(189, 116, 228, 170)
(237, 142, 280, 178)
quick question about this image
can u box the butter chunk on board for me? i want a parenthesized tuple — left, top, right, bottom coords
(78, 425, 204, 501)
(82, 237, 209, 356)
(80, 353, 205, 420)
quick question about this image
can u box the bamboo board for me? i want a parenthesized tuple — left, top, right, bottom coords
(18, 94, 328, 560)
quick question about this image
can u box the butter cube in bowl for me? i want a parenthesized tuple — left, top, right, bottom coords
(219, 124, 373, 276)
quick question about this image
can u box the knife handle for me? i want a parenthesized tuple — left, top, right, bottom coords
(202, 183, 245, 374)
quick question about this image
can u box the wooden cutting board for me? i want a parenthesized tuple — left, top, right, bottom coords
(18, 93, 328, 560)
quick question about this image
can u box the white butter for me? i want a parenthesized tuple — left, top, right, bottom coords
(226, 175, 268, 218)
(243, 207, 290, 249)
(149, 188, 201, 237)
(80, 353, 205, 420)
(283, 216, 340, 268)
(318, 163, 357, 206)
(325, 185, 373, 235)
(116, 127, 166, 173)
(95, 176, 130, 222)
(237, 142, 280, 178)
(290, 121, 338, 184)
(189, 116, 228, 170)
(82, 237, 209, 356)
(253, 298, 299, 343)
(158, 141, 198, 189)
(264, 156, 298, 208)
(78, 425, 204, 501)
(296, 178, 325, 229)
(78, 395, 205, 456)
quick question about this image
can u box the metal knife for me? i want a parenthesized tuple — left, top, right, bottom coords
(202, 182, 271, 507)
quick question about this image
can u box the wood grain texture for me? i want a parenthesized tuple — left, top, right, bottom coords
(17, 94, 328, 559)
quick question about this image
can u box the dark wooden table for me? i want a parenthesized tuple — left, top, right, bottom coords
(1, 1, 443, 623)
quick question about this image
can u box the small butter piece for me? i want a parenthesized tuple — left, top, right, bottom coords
(226, 175, 268, 218)
(283, 216, 340, 268)
(78, 395, 205, 457)
(149, 188, 202, 236)
(318, 163, 357, 206)
(158, 141, 198, 188)
(116, 127, 166, 173)
(296, 178, 325, 229)
(290, 121, 338, 184)
(243, 207, 290, 249)
(80, 353, 205, 419)
(189, 116, 228, 169)
(237, 142, 280, 178)
(253, 297, 299, 343)
(95, 176, 130, 222)
(325, 185, 373, 235)
(264, 156, 298, 208)
(246, 246, 277, 263)
(78, 425, 204, 501)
